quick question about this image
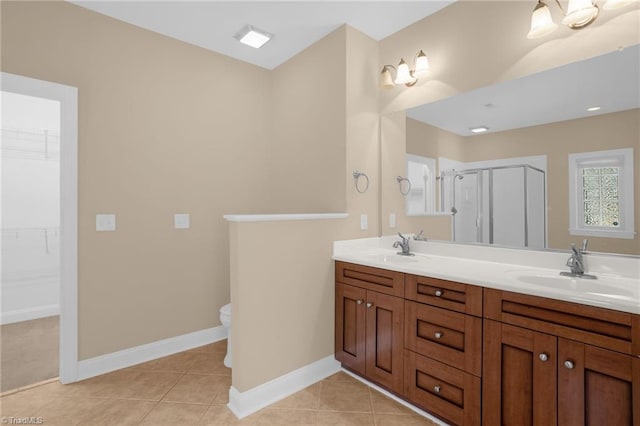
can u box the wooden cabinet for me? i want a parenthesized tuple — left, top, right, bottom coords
(483, 288, 640, 426)
(404, 274, 483, 425)
(335, 262, 404, 394)
(335, 261, 640, 426)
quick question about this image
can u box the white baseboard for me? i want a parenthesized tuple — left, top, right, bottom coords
(1, 304, 60, 325)
(340, 368, 449, 426)
(227, 355, 341, 419)
(76, 325, 227, 381)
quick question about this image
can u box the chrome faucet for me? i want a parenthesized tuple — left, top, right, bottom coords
(393, 232, 414, 256)
(561, 239, 597, 279)
(413, 229, 427, 241)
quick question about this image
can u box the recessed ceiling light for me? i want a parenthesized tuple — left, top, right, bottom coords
(234, 25, 272, 49)
(470, 126, 489, 133)
(587, 106, 601, 112)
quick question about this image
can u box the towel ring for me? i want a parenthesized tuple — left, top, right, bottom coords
(397, 176, 411, 196)
(353, 170, 370, 193)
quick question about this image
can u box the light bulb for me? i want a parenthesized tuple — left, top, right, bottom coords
(527, 1, 558, 39)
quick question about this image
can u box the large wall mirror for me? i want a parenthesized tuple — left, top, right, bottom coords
(381, 45, 639, 256)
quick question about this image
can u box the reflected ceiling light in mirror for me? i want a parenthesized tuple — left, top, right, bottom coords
(587, 106, 602, 111)
(526, 0, 635, 39)
(380, 50, 429, 88)
(470, 126, 489, 133)
(234, 25, 272, 48)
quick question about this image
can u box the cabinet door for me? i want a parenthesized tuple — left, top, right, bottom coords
(483, 320, 557, 426)
(365, 290, 404, 394)
(335, 283, 366, 376)
(558, 338, 638, 426)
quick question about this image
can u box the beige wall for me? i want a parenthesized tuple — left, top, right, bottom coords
(230, 218, 349, 392)
(406, 110, 640, 255)
(269, 28, 347, 213)
(1, 1, 359, 360)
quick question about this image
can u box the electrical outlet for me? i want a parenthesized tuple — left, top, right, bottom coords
(174, 213, 190, 229)
(360, 214, 368, 230)
(389, 213, 396, 228)
(96, 214, 116, 232)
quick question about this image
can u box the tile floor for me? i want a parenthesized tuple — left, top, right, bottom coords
(0, 340, 438, 425)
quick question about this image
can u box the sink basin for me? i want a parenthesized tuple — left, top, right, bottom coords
(505, 269, 636, 299)
(364, 253, 423, 264)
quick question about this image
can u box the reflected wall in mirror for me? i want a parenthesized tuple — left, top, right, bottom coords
(381, 46, 640, 255)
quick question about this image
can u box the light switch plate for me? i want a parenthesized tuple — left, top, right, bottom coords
(174, 213, 190, 229)
(96, 214, 116, 232)
(360, 214, 368, 230)
(389, 213, 396, 228)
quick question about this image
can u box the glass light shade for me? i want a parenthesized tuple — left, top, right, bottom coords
(603, 0, 635, 9)
(527, 2, 558, 39)
(394, 59, 415, 85)
(562, 0, 599, 27)
(414, 50, 429, 76)
(380, 67, 395, 88)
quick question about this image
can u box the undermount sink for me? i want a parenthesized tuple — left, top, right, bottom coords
(365, 252, 423, 264)
(505, 269, 636, 299)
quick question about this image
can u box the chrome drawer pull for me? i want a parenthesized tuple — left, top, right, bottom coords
(539, 353, 549, 362)
(564, 360, 575, 369)
(366, 302, 373, 308)
(433, 385, 441, 393)
(434, 332, 443, 339)
(356, 299, 363, 305)
(435, 290, 443, 297)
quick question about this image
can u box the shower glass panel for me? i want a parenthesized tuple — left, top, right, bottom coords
(440, 164, 546, 248)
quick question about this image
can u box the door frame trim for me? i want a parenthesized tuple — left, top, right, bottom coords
(2, 72, 79, 383)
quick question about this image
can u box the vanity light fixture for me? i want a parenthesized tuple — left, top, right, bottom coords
(526, 0, 635, 39)
(234, 25, 272, 49)
(470, 126, 489, 133)
(380, 50, 429, 88)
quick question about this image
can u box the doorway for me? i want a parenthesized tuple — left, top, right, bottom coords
(1, 72, 78, 389)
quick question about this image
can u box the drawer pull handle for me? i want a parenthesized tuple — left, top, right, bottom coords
(356, 299, 363, 305)
(433, 385, 441, 393)
(434, 332, 443, 339)
(435, 290, 443, 297)
(564, 360, 575, 369)
(539, 353, 549, 362)
(366, 302, 373, 308)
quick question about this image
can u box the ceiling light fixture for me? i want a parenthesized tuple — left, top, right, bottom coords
(380, 50, 430, 88)
(470, 126, 489, 133)
(526, 0, 634, 39)
(234, 25, 272, 49)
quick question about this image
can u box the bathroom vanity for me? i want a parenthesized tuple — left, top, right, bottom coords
(333, 237, 640, 426)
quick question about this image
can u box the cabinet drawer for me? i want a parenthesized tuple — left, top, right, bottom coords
(404, 350, 481, 426)
(335, 261, 404, 297)
(405, 274, 482, 316)
(484, 288, 639, 357)
(405, 301, 482, 376)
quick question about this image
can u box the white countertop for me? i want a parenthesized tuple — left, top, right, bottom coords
(333, 237, 640, 315)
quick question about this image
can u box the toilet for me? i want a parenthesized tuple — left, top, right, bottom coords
(219, 303, 232, 368)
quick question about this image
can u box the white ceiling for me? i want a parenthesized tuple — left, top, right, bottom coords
(71, 1, 455, 70)
(407, 44, 640, 136)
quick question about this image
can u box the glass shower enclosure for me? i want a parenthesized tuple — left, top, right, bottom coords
(440, 164, 546, 248)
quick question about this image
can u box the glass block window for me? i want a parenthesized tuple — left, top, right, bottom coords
(569, 148, 635, 239)
(581, 166, 620, 227)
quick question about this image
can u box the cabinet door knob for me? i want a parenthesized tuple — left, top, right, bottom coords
(366, 302, 373, 308)
(356, 299, 363, 305)
(435, 290, 443, 297)
(564, 360, 575, 369)
(433, 385, 441, 393)
(539, 353, 549, 362)
(434, 332, 443, 339)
